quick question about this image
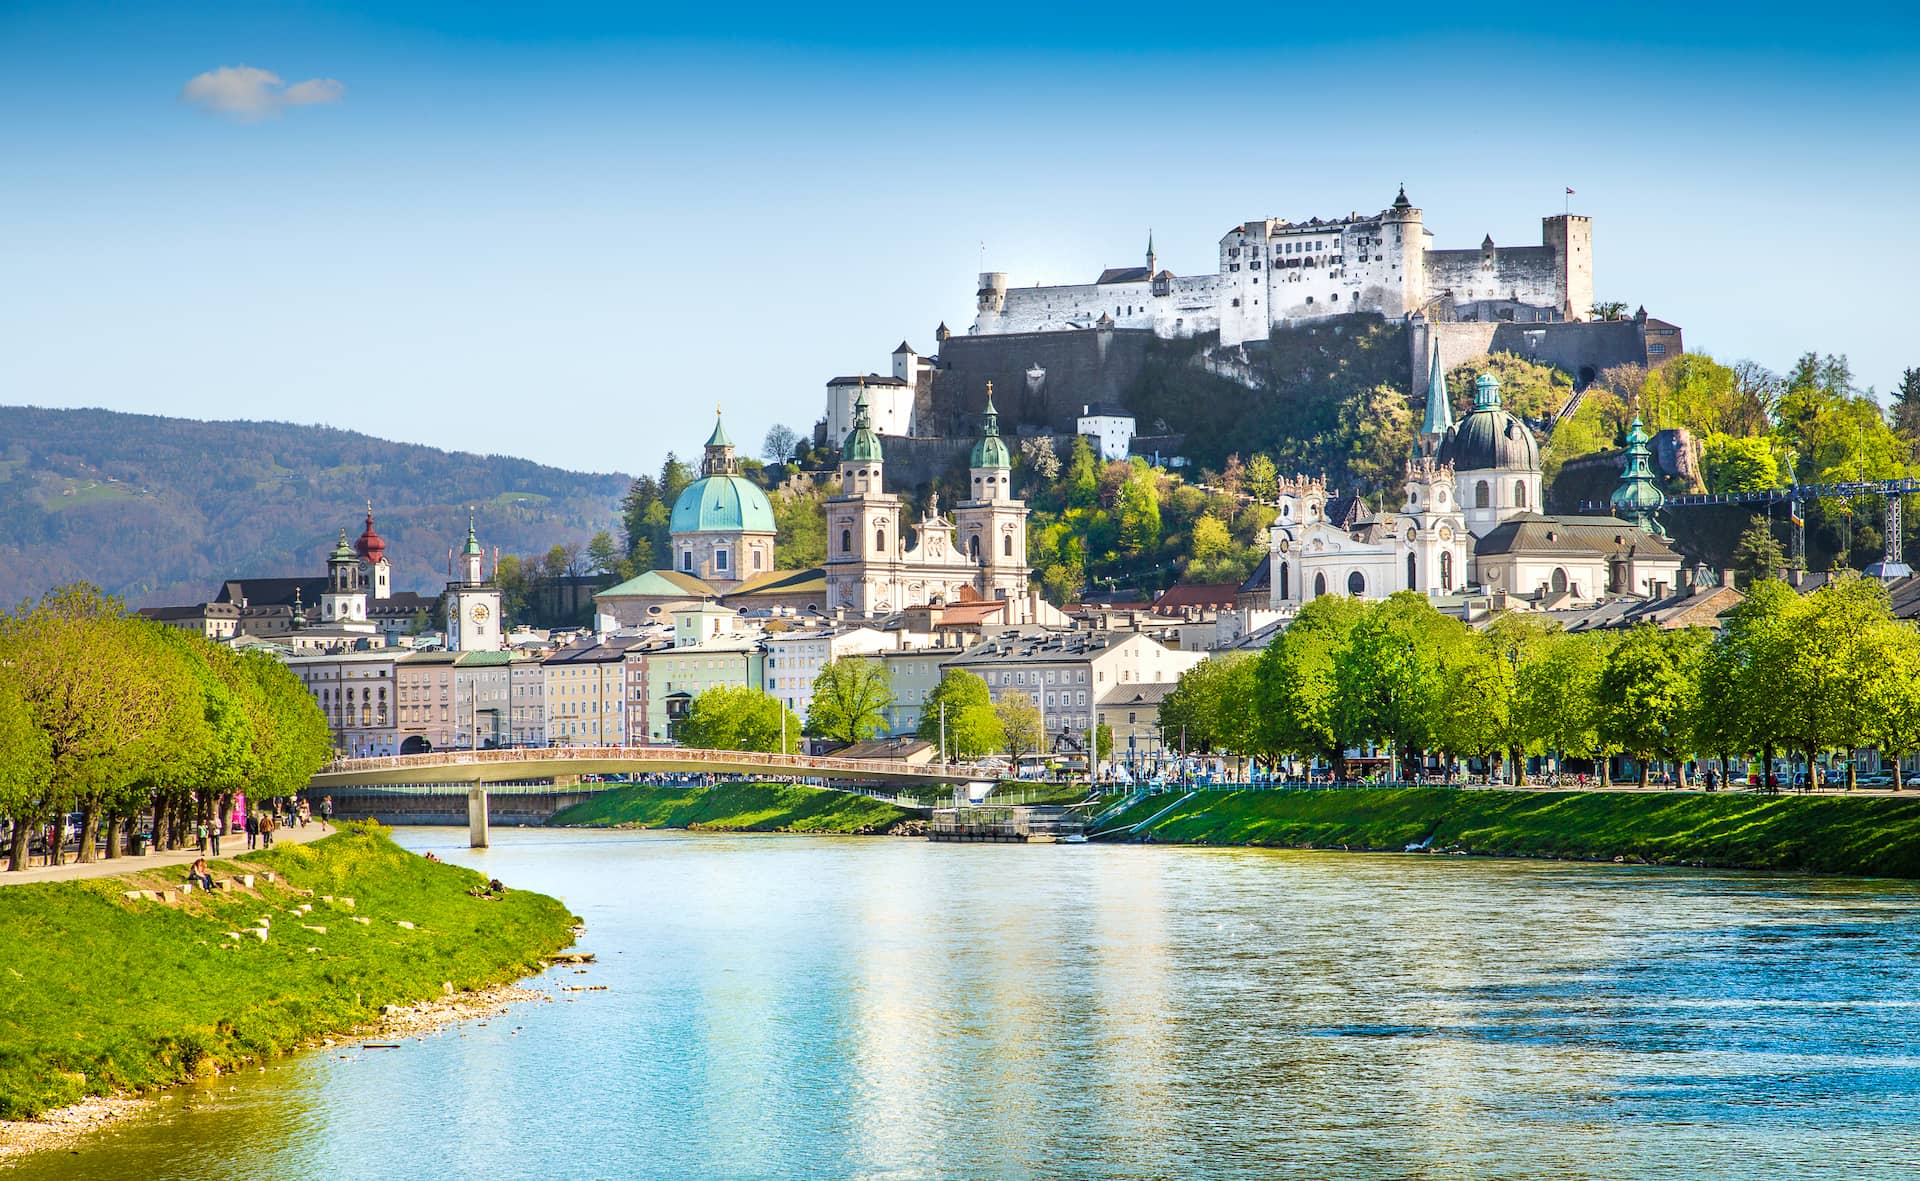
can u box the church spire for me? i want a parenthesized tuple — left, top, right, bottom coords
(1422, 344, 1453, 439)
(1609, 418, 1667, 537)
(1146, 229, 1156, 275)
(702, 407, 737, 476)
(970, 382, 1011, 471)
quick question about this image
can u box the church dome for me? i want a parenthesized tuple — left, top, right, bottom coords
(969, 389, 1011, 469)
(670, 474, 775, 534)
(1437, 372, 1539, 473)
(353, 508, 387, 564)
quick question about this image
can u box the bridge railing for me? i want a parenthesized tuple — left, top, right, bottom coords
(318, 745, 991, 783)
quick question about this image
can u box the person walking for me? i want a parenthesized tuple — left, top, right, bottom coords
(209, 820, 221, 857)
(320, 796, 333, 831)
(260, 811, 275, 849)
(195, 819, 208, 854)
(298, 798, 311, 828)
(245, 811, 259, 850)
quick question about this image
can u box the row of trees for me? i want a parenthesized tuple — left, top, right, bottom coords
(1156, 576, 1920, 789)
(0, 585, 334, 870)
(672, 660, 1096, 767)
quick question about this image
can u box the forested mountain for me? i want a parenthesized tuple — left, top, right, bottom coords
(0, 406, 630, 609)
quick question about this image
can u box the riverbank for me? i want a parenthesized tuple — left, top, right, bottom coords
(0, 822, 577, 1137)
(547, 783, 922, 834)
(1096, 787, 1920, 877)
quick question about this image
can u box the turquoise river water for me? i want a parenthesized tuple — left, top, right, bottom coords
(18, 827, 1920, 1180)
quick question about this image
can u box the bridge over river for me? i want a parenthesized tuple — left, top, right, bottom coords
(305, 746, 993, 847)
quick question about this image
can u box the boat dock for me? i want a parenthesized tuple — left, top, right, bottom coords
(928, 805, 1086, 843)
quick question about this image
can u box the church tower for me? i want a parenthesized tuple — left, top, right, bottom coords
(445, 511, 504, 652)
(824, 390, 904, 616)
(321, 529, 370, 627)
(954, 386, 1030, 604)
(353, 501, 393, 600)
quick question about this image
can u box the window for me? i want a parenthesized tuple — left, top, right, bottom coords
(1002, 535, 1013, 558)
(1347, 571, 1365, 596)
(752, 549, 764, 571)
(1441, 550, 1454, 591)
(841, 528, 852, 554)
(1552, 567, 1569, 594)
(1407, 553, 1417, 590)
(681, 551, 693, 571)
(1515, 480, 1528, 508)
(1313, 572, 1327, 597)
(1305, 296, 1314, 304)
(1649, 343, 1667, 356)
(1279, 560, 1289, 600)
(969, 535, 980, 559)
(1331, 292, 1339, 301)
(715, 549, 729, 572)
(875, 528, 886, 552)
(1475, 481, 1490, 508)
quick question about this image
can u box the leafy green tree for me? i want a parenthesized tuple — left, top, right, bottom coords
(1160, 655, 1257, 763)
(1731, 517, 1786, 586)
(0, 661, 51, 863)
(1116, 460, 1162, 556)
(1600, 624, 1706, 788)
(1701, 434, 1782, 494)
(916, 670, 1003, 760)
(1891, 367, 1920, 462)
(676, 686, 799, 753)
(995, 693, 1043, 764)
(1065, 437, 1100, 508)
(773, 486, 827, 570)
(1334, 593, 1465, 780)
(1335, 384, 1416, 503)
(1864, 621, 1920, 786)
(1253, 594, 1368, 776)
(804, 658, 893, 746)
(1244, 454, 1279, 501)
(1780, 574, 1891, 789)
(1516, 631, 1615, 782)
(1432, 639, 1510, 779)
(586, 531, 632, 582)
(1447, 352, 1572, 423)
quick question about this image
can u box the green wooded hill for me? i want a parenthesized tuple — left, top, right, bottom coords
(0, 406, 631, 609)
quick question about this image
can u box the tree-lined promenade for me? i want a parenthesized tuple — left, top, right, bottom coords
(1159, 574, 1920, 790)
(0, 585, 333, 871)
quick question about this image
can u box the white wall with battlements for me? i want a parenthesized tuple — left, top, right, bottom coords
(971, 192, 1588, 348)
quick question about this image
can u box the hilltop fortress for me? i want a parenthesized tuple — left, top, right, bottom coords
(972, 187, 1592, 347)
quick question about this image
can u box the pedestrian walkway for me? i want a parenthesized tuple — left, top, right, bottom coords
(0, 821, 332, 887)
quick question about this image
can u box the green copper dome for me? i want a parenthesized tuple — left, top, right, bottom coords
(1609, 418, 1667, 535)
(705, 413, 733, 450)
(841, 392, 884, 463)
(462, 511, 483, 556)
(329, 529, 356, 563)
(970, 391, 1011, 469)
(670, 473, 776, 534)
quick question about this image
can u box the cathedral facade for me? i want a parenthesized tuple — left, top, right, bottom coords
(824, 389, 1032, 619)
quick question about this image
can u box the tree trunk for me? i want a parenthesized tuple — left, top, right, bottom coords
(1675, 756, 1688, 790)
(1511, 748, 1525, 787)
(103, 815, 121, 859)
(219, 792, 235, 835)
(1719, 754, 1731, 792)
(75, 803, 99, 864)
(1805, 746, 1817, 792)
(1846, 751, 1857, 791)
(1762, 743, 1775, 793)
(1638, 758, 1650, 790)
(1599, 755, 1612, 789)
(7, 816, 30, 872)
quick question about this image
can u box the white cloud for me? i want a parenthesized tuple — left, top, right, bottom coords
(179, 66, 345, 121)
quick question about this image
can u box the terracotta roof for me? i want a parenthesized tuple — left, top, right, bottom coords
(1151, 583, 1240, 614)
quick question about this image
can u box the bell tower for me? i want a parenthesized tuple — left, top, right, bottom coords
(320, 529, 370, 627)
(953, 385, 1030, 608)
(824, 388, 903, 616)
(445, 510, 504, 652)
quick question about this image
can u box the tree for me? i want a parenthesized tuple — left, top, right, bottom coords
(676, 686, 799, 753)
(916, 670, 1003, 760)
(1780, 574, 1890, 789)
(1253, 594, 1369, 776)
(1335, 384, 1416, 502)
(1516, 631, 1615, 782)
(1864, 622, 1920, 786)
(1187, 514, 1233, 572)
(1065, 437, 1100, 508)
(773, 486, 828, 570)
(1244, 454, 1279, 501)
(1701, 434, 1782, 494)
(1446, 352, 1573, 423)
(1731, 517, 1786, 586)
(1590, 301, 1629, 321)
(585, 531, 632, 581)
(1161, 655, 1260, 774)
(1599, 625, 1706, 788)
(1891, 367, 1920, 461)
(762, 424, 800, 464)
(1334, 593, 1465, 780)
(995, 693, 1043, 765)
(1116, 460, 1162, 556)
(804, 658, 893, 746)
(0, 661, 50, 862)
(1019, 436, 1061, 481)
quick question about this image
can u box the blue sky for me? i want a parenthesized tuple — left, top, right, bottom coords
(4, 2, 1917, 477)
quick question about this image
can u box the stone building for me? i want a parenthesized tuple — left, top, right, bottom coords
(669, 414, 778, 590)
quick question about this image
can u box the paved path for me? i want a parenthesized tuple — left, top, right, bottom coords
(0, 822, 332, 887)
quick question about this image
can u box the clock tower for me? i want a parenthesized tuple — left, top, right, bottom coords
(445, 510, 504, 653)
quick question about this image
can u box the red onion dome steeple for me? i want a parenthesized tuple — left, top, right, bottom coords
(353, 500, 387, 564)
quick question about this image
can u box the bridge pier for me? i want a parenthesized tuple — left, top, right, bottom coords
(468, 782, 489, 849)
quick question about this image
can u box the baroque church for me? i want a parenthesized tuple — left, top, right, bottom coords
(1264, 348, 1683, 613)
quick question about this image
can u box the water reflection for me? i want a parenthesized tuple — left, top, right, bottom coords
(20, 831, 1920, 1181)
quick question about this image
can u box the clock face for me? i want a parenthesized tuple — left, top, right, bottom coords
(470, 602, 491, 623)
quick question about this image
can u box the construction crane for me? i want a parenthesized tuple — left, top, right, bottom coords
(1585, 477, 1919, 578)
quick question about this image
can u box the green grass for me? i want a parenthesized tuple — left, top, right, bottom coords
(0, 823, 576, 1119)
(41, 479, 141, 511)
(548, 783, 919, 834)
(1101, 788, 1920, 878)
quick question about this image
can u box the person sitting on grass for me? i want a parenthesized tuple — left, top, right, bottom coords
(187, 857, 214, 893)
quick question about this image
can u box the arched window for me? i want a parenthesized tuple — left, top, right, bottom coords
(969, 535, 980, 560)
(875, 528, 887, 553)
(1440, 550, 1454, 591)
(1407, 553, 1417, 590)
(1313, 572, 1327, 597)
(1551, 567, 1569, 593)
(1475, 480, 1490, 508)
(1279, 560, 1290, 600)
(1003, 535, 1013, 558)
(841, 529, 852, 554)
(1515, 480, 1528, 508)
(1347, 570, 1365, 596)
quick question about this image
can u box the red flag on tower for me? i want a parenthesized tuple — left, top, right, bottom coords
(1566, 187, 1576, 195)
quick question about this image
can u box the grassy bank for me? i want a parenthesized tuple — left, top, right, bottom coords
(1097, 788, 1920, 877)
(548, 783, 918, 834)
(0, 823, 575, 1119)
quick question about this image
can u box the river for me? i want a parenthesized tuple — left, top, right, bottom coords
(19, 828, 1920, 1180)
